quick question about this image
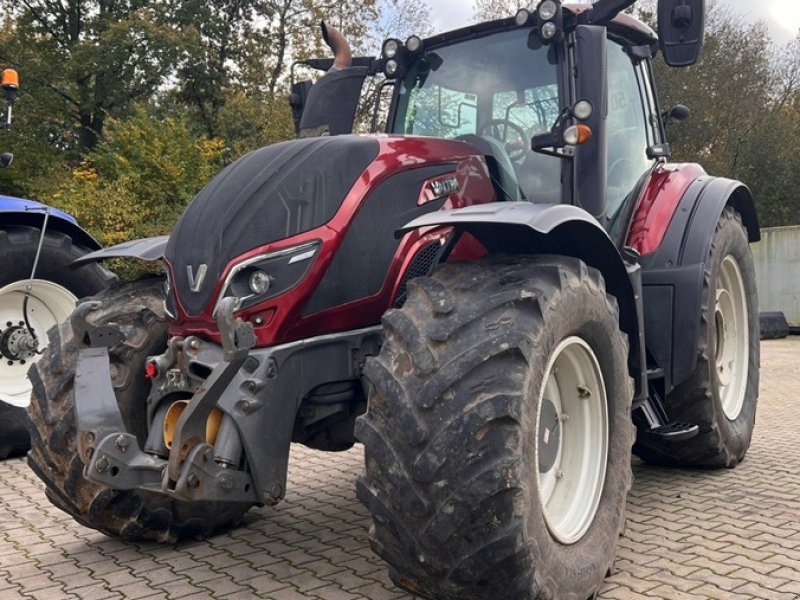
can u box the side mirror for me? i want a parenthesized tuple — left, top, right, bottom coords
(0, 152, 13, 168)
(662, 104, 690, 125)
(657, 0, 705, 67)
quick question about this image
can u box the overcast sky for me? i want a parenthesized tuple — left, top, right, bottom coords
(426, 0, 800, 46)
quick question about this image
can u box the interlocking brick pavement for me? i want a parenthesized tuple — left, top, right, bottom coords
(0, 339, 798, 599)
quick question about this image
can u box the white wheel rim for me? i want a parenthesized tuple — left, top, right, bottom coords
(536, 336, 608, 545)
(715, 255, 749, 420)
(0, 280, 77, 408)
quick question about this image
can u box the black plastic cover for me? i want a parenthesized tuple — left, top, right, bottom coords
(574, 25, 609, 222)
(299, 67, 369, 137)
(167, 136, 379, 316)
(302, 165, 453, 316)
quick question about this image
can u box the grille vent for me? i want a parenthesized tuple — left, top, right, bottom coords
(393, 242, 441, 308)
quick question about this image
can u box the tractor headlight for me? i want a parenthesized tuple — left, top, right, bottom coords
(405, 35, 423, 54)
(515, 8, 532, 26)
(382, 38, 401, 59)
(215, 241, 321, 315)
(248, 270, 272, 295)
(537, 0, 558, 21)
(385, 59, 400, 77)
(540, 21, 558, 39)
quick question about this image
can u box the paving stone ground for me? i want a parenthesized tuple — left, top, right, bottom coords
(0, 339, 798, 600)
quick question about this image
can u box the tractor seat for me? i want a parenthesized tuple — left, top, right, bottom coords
(457, 134, 522, 202)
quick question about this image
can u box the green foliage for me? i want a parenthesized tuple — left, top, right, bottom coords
(47, 108, 224, 247)
(654, 4, 800, 226)
(0, 0, 181, 152)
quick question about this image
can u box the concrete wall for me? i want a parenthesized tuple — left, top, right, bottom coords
(751, 226, 800, 325)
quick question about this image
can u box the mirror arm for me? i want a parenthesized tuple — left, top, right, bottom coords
(578, 0, 638, 25)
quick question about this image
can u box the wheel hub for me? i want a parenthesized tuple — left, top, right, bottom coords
(0, 322, 39, 364)
(715, 255, 749, 421)
(538, 398, 561, 473)
(536, 336, 608, 545)
(0, 279, 78, 407)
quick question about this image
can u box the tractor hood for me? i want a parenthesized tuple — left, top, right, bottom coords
(165, 135, 379, 316)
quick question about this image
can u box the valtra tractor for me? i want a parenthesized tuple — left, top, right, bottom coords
(27, 0, 760, 598)
(0, 68, 111, 459)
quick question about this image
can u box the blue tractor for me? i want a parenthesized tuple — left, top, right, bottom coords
(0, 68, 113, 458)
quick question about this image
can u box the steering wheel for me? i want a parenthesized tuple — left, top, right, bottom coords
(478, 119, 528, 163)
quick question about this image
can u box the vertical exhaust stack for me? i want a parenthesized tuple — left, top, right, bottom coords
(296, 21, 368, 138)
(320, 21, 352, 72)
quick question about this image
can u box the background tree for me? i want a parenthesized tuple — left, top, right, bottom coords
(473, 0, 528, 21)
(0, 0, 180, 153)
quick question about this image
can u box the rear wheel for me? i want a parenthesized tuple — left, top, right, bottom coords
(27, 278, 252, 541)
(356, 256, 634, 600)
(634, 207, 759, 467)
(0, 226, 113, 458)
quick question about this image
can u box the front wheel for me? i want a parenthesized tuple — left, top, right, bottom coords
(27, 278, 252, 541)
(356, 256, 634, 600)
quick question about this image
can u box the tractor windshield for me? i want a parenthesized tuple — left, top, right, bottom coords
(390, 27, 563, 202)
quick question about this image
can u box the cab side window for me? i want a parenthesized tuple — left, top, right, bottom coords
(606, 40, 654, 218)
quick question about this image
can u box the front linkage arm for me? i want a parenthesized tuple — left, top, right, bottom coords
(75, 298, 259, 504)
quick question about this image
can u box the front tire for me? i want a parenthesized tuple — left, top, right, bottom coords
(356, 256, 634, 600)
(634, 207, 759, 468)
(0, 226, 113, 458)
(27, 278, 252, 541)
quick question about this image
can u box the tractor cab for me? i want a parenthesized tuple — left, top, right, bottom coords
(293, 0, 704, 240)
(380, 3, 683, 236)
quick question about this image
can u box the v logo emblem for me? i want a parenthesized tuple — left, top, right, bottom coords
(186, 264, 208, 293)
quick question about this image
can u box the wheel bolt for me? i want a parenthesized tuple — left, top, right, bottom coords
(556, 469, 564, 479)
(114, 435, 129, 452)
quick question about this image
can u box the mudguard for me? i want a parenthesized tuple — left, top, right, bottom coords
(71, 236, 169, 267)
(640, 177, 759, 392)
(0, 195, 101, 250)
(400, 202, 646, 400)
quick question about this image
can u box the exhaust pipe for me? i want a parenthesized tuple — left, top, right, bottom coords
(320, 21, 352, 71)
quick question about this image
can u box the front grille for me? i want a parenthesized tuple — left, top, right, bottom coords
(393, 242, 441, 308)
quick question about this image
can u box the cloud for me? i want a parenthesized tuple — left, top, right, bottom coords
(429, 0, 473, 32)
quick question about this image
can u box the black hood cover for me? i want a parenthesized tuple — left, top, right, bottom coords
(166, 135, 379, 316)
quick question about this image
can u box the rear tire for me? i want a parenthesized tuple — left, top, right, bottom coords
(27, 278, 251, 542)
(634, 207, 759, 468)
(356, 256, 634, 600)
(0, 226, 113, 458)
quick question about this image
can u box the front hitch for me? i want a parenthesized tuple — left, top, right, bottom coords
(76, 298, 258, 504)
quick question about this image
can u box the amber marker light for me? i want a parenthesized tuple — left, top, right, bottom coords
(1, 69, 19, 92)
(564, 124, 592, 145)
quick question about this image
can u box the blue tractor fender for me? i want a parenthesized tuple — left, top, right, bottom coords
(399, 201, 647, 401)
(0, 194, 102, 251)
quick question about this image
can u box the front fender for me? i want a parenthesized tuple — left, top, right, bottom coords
(0, 195, 101, 250)
(400, 202, 646, 401)
(71, 236, 169, 267)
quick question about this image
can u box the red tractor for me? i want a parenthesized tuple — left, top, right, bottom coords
(28, 1, 759, 598)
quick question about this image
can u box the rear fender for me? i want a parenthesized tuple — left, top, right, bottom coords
(0, 197, 101, 251)
(71, 236, 169, 267)
(400, 202, 646, 400)
(640, 177, 759, 392)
